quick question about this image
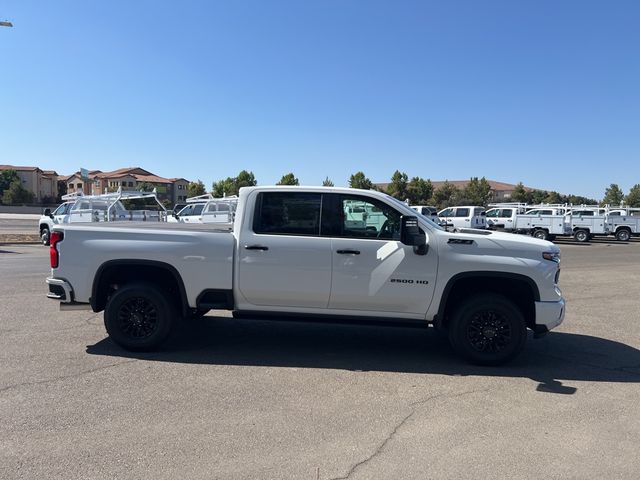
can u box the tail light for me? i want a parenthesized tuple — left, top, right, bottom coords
(50, 231, 63, 268)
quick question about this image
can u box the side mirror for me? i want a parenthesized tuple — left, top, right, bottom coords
(44, 208, 52, 218)
(173, 212, 179, 219)
(400, 215, 427, 255)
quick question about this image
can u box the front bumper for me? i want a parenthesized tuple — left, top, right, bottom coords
(535, 297, 565, 332)
(46, 277, 74, 303)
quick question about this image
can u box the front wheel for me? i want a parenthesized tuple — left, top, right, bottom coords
(616, 229, 631, 242)
(104, 283, 175, 351)
(40, 227, 50, 246)
(448, 294, 527, 365)
(574, 229, 589, 242)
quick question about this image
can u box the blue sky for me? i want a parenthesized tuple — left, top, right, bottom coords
(1, 0, 638, 199)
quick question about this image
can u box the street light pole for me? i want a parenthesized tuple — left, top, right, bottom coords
(0, 20, 13, 27)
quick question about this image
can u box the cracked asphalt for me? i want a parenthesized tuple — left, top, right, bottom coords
(1, 239, 640, 479)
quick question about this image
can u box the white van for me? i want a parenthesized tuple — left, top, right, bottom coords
(438, 206, 486, 230)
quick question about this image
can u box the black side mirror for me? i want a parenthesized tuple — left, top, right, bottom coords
(173, 212, 179, 219)
(400, 215, 427, 255)
(44, 208, 52, 217)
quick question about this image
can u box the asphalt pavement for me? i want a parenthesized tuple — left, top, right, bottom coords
(1, 240, 639, 479)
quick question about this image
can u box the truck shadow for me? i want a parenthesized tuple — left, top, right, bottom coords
(87, 316, 640, 395)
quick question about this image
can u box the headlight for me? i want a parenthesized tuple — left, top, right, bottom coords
(542, 251, 561, 263)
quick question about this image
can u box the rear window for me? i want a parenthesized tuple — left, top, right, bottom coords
(254, 192, 321, 236)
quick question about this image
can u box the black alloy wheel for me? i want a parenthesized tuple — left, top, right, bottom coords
(466, 309, 512, 354)
(117, 297, 159, 339)
(104, 283, 175, 351)
(448, 294, 527, 365)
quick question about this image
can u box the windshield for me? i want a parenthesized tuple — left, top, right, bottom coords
(384, 194, 444, 231)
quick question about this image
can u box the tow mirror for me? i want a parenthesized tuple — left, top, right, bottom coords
(400, 215, 427, 254)
(44, 208, 52, 217)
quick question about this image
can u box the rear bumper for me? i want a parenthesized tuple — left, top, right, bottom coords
(46, 277, 73, 303)
(535, 297, 565, 331)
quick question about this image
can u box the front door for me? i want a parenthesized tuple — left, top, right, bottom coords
(323, 194, 438, 315)
(237, 191, 332, 308)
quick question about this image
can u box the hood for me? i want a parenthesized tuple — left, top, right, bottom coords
(448, 228, 559, 253)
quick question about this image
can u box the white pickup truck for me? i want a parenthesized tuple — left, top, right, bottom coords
(46, 186, 565, 365)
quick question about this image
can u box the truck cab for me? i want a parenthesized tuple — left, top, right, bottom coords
(437, 206, 486, 230)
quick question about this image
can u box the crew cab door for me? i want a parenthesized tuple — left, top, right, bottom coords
(237, 191, 332, 308)
(322, 194, 437, 315)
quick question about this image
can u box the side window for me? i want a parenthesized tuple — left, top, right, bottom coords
(455, 208, 470, 217)
(254, 192, 321, 236)
(500, 209, 512, 218)
(205, 203, 217, 213)
(335, 195, 401, 240)
(485, 209, 499, 218)
(192, 204, 205, 216)
(179, 205, 193, 216)
(440, 208, 452, 217)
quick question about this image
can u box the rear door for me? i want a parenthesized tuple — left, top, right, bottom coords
(237, 191, 332, 308)
(323, 193, 437, 315)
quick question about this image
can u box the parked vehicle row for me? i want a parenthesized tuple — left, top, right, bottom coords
(38, 188, 166, 245)
(168, 194, 237, 226)
(485, 203, 639, 242)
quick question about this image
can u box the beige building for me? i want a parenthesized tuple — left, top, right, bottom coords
(62, 167, 189, 204)
(0, 165, 59, 202)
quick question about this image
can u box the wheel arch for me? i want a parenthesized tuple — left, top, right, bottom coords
(435, 271, 539, 331)
(91, 259, 189, 316)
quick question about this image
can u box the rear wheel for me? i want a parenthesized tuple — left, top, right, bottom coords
(104, 283, 175, 351)
(40, 226, 50, 246)
(616, 229, 631, 242)
(532, 229, 548, 240)
(448, 294, 527, 365)
(574, 229, 589, 242)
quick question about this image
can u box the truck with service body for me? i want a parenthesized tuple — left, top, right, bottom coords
(46, 186, 565, 365)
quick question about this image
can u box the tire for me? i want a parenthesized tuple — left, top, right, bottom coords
(616, 229, 631, 242)
(448, 294, 527, 366)
(40, 226, 50, 246)
(574, 229, 589, 243)
(532, 229, 548, 240)
(104, 283, 175, 351)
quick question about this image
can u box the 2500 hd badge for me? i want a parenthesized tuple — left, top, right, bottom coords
(390, 278, 429, 285)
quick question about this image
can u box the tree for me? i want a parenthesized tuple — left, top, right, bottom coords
(531, 190, 548, 204)
(277, 173, 299, 185)
(602, 183, 624, 206)
(431, 181, 459, 209)
(386, 170, 409, 201)
(544, 191, 563, 204)
(187, 180, 206, 198)
(235, 170, 257, 190)
(348, 171, 373, 190)
(625, 184, 640, 208)
(407, 177, 433, 204)
(463, 177, 492, 206)
(212, 170, 257, 197)
(322, 176, 334, 187)
(2, 180, 34, 205)
(511, 182, 529, 203)
(0, 169, 19, 202)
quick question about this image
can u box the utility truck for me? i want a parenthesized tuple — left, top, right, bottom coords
(168, 194, 238, 225)
(46, 186, 565, 365)
(38, 188, 166, 245)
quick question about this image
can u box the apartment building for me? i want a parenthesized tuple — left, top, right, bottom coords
(0, 165, 59, 202)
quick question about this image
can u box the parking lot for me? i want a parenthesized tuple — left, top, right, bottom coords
(1, 239, 640, 480)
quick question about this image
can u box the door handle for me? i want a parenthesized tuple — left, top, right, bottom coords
(244, 245, 269, 251)
(336, 249, 360, 255)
